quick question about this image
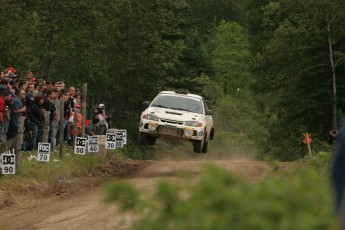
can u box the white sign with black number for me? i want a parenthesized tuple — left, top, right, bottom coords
(116, 132, 124, 148)
(88, 136, 99, 152)
(1, 149, 16, 175)
(106, 133, 116, 149)
(117, 129, 127, 145)
(38, 143, 51, 162)
(74, 137, 87, 155)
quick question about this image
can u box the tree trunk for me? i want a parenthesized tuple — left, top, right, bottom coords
(327, 15, 337, 129)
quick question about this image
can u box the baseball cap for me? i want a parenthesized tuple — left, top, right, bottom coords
(6, 67, 16, 73)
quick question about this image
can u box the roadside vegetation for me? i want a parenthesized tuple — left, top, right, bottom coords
(0, 146, 148, 209)
(105, 152, 338, 229)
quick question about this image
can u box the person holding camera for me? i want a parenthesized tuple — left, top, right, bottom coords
(92, 104, 111, 135)
(329, 129, 339, 145)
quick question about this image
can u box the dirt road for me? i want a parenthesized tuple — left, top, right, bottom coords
(0, 159, 281, 230)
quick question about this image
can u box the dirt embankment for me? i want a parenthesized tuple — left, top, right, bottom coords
(0, 157, 294, 230)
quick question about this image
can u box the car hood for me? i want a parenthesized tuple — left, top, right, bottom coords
(146, 107, 202, 121)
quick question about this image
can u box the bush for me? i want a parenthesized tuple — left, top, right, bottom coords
(105, 154, 337, 229)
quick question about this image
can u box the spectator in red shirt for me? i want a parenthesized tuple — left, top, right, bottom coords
(0, 90, 12, 142)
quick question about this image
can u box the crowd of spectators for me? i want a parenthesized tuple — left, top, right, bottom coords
(0, 67, 83, 151)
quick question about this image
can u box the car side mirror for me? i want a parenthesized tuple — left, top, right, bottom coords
(206, 110, 213, 115)
(143, 101, 151, 109)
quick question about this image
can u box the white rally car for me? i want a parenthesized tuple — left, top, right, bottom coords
(138, 91, 214, 153)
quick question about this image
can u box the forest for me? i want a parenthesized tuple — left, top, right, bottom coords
(1, 0, 345, 160)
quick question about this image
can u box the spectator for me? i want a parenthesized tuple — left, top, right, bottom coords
(0, 90, 12, 142)
(42, 88, 57, 150)
(69, 104, 83, 138)
(5, 67, 16, 79)
(25, 70, 34, 81)
(69, 86, 77, 106)
(8, 89, 26, 139)
(2, 92, 13, 142)
(8, 80, 17, 96)
(45, 80, 53, 89)
(92, 103, 111, 135)
(59, 80, 66, 90)
(25, 83, 35, 109)
(26, 94, 44, 150)
(331, 122, 345, 229)
(63, 91, 72, 144)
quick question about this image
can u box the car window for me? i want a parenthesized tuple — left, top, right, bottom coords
(151, 95, 203, 114)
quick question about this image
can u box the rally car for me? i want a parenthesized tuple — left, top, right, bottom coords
(138, 91, 214, 153)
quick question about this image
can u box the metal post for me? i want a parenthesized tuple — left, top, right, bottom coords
(43, 111, 50, 143)
(59, 98, 64, 158)
(82, 83, 87, 136)
(15, 116, 25, 172)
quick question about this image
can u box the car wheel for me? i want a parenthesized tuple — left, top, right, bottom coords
(210, 127, 215, 140)
(202, 139, 208, 153)
(147, 135, 156, 145)
(193, 140, 203, 153)
(138, 131, 147, 145)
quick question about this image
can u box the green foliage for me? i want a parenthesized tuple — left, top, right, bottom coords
(204, 88, 269, 159)
(251, 0, 345, 158)
(104, 181, 139, 211)
(106, 155, 337, 229)
(211, 21, 252, 95)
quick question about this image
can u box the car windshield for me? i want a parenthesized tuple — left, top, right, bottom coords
(151, 95, 203, 114)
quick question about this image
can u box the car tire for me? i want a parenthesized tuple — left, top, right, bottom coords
(147, 135, 156, 145)
(202, 139, 208, 153)
(138, 131, 147, 145)
(193, 140, 203, 153)
(210, 127, 215, 140)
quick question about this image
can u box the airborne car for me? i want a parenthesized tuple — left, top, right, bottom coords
(138, 91, 214, 153)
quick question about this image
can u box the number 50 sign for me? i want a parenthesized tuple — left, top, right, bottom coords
(74, 137, 87, 155)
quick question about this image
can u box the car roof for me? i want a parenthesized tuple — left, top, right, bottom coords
(159, 91, 203, 100)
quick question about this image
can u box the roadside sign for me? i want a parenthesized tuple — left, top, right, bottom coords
(117, 129, 127, 145)
(88, 136, 99, 152)
(303, 133, 312, 144)
(116, 132, 124, 148)
(1, 149, 16, 174)
(303, 133, 312, 159)
(74, 137, 87, 155)
(38, 143, 51, 162)
(106, 133, 116, 149)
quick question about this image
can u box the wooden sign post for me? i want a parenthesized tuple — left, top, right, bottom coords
(303, 133, 312, 159)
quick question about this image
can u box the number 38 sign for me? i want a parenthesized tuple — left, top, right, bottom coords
(74, 137, 87, 155)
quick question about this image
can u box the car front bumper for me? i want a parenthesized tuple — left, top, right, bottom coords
(139, 119, 204, 140)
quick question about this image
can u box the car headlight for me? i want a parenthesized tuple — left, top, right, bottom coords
(184, 127, 194, 137)
(147, 114, 159, 121)
(148, 122, 158, 131)
(185, 121, 202, 127)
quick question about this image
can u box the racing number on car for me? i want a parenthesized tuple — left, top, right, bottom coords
(38, 143, 51, 162)
(106, 133, 116, 149)
(74, 137, 87, 155)
(1, 149, 16, 174)
(88, 136, 99, 153)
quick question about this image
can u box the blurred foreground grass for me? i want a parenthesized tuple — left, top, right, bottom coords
(105, 151, 338, 230)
